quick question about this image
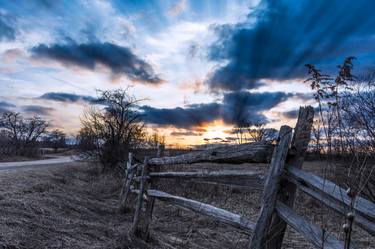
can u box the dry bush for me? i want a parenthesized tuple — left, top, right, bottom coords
(305, 57, 375, 247)
(77, 89, 145, 172)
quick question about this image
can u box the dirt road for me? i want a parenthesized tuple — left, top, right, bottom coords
(0, 156, 77, 171)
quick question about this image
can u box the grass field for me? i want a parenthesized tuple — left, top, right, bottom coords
(0, 161, 373, 248)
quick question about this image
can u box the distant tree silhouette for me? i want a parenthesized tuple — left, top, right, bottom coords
(0, 112, 48, 156)
(44, 129, 66, 153)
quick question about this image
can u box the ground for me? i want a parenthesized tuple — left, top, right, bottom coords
(0, 160, 374, 249)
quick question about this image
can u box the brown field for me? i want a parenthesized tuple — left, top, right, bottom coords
(0, 161, 374, 249)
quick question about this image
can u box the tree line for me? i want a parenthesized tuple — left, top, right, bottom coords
(0, 112, 67, 157)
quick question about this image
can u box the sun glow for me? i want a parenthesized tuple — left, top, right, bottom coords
(152, 120, 235, 148)
(200, 120, 232, 141)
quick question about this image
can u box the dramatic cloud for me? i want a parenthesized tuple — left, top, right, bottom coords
(140, 103, 221, 129)
(0, 101, 15, 113)
(141, 91, 291, 128)
(221, 91, 291, 125)
(39, 92, 97, 104)
(31, 42, 163, 84)
(0, 13, 15, 41)
(207, 0, 375, 91)
(22, 105, 54, 115)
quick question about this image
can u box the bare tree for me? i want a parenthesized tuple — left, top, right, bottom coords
(44, 129, 66, 153)
(0, 112, 48, 156)
(144, 131, 165, 149)
(78, 89, 145, 171)
(232, 123, 278, 144)
(246, 124, 278, 143)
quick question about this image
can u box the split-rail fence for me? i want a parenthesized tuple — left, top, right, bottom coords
(119, 106, 375, 249)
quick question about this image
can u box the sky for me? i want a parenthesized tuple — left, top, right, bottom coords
(1, 0, 375, 146)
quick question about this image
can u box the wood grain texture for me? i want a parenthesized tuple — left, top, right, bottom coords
(119, 154, 137, 213)
(149, 170, 263, 178)
(142, 144, 165, 240)
(149, 170, 264, 190)
(285, 173, 375, 236)
(287, 165, 375, 225)
(266, 106, 314, 249)
(249, 125, 293, 249)
(147, 189, 255, 234)
(148, 142, 274, 166)
(131, 159, 149, 235)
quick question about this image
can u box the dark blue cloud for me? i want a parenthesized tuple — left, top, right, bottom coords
(22, 105, 54, 116)
(207, 0, 375, 91)
(31, 42, 163, 84)
(140, 103, 221, 128)
(222, 91, 292, 125)
(39, 92, 97, 104)
(0, 13, 15, 41)
(140, 91, 291, 128)
(0, 101, 16, 113)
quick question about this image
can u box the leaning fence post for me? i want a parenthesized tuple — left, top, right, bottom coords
(131, 157, 149, 236)
(141, 144, 165, 239)
(265, 106, 314, 249)
(249, 125, 293, 249)
(119, 153, 134, 213)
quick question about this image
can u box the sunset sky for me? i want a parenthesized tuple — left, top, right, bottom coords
(1, 0, 375, 146)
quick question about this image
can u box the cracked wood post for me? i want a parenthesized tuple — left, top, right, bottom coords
(131, 157, 149, 236)
(126, 153, 133, 179)
(266, 106, 314, 249)
(119, 153, 134, 213)
(141, 144, 165, 240)
(249, 125, 293, 249)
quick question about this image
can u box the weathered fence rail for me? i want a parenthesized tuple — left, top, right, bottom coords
(148, 141, 274, 166)
(119, 106, 375, 248)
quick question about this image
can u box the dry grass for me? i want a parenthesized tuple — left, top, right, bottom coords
(0, 162, 149, 249)
(0, 161, 374, 248)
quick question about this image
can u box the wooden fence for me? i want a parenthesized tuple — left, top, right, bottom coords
(119, 106, 375, 249)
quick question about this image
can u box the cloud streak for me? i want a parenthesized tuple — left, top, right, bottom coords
(207, 0, 375, 91)
(22, 105, 54, 116)
(39, 92, 97, 104)
(0, 101, 16, 113)
(31, 42, 163, 84)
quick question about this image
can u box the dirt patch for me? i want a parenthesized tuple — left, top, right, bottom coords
(0, 161, 374, 248)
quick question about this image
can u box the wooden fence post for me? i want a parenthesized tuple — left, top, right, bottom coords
(131, 157, 149, 236)
(141, 144, 165, 240)
(119, 153, 134, 213)
(265, 106, 314, 249)
(249, 125, 293, 249)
